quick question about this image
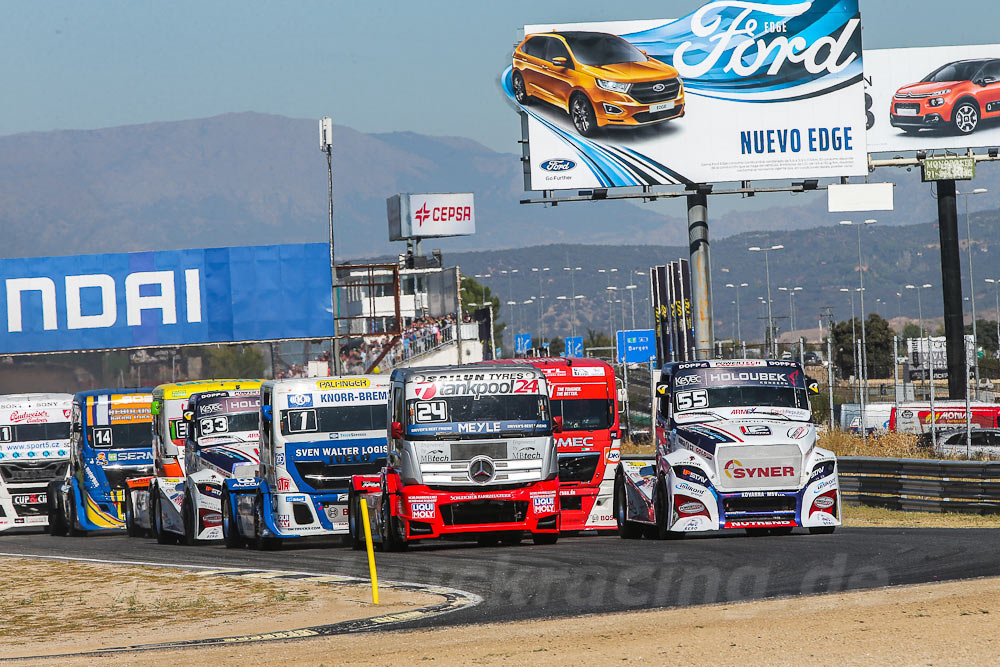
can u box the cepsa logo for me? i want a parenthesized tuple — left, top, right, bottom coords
(413, 203, 473, 228)
(724, 459, 795, 480)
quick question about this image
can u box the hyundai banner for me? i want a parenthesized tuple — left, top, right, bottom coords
(504, 0, 867, 189)
(0, 243, 333, 354)
(865, 44, 1000, 153)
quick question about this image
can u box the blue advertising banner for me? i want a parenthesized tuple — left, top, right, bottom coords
(515, 333, 532, 355)
(564, 336, 583, 358)
(617, 329, 657, 364)
(0, 243, 333, 354)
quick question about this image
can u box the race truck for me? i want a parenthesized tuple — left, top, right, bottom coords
(222, 376, 389, 550)
(479, 357, 621, 531)
(614, 360, 839, 538)
(123, 379, 261, 542)
(353, 365, 561, 550)
(170, 390, 262, 544)
(47, 389, 154, 535)
(0, 393, 73, 531)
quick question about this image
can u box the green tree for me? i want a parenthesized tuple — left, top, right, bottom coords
(205, 344, 265, 378)
(832, 314, 894, 380)
(584, 329, 613, 359)
(545, 336, 565, 357)
(965, 319, 999, 354)
(902, 322, 922, 339)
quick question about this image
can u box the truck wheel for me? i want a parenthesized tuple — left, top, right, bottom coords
(380, 493, 407, 552)
(531, 532, 558, 545)
(65, 490, 86, 537)
(125, 491, 142, 537)
(808, 526, 836, 535)
(654, 478, 683, 541)
(614, 474, 642, 539)
(253, 493, 280, 551)
(349, 492, 364, 551)
(182, 495, 201, 546)
(153, 494, 176, 545)
(46, 481, 67, 536)
(222, 493, 245, 549)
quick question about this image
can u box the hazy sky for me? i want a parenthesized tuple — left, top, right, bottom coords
(3, 0, 999, 154)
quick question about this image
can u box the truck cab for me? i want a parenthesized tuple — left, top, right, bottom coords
(0, 393, 72, 531)
(222, 376, 389, 550)
(124, 379, 261, 542)
(480, 357, 622, 531)
(356, 365, 561, 550)
(174, 390, 262, 544)
(615, 360, 840, 538)
(48, 389, 154, 535)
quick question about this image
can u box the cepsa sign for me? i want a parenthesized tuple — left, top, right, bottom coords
(387, 192, 476, 240)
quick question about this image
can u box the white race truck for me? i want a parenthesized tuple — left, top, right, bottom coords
(614, 360, 840, 538)
(0, 393, 73, 531)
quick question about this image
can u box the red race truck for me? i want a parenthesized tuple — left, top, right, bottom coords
(480, 357, 622, 531)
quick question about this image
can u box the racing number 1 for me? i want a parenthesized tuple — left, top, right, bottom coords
(675, 389, 708, 410)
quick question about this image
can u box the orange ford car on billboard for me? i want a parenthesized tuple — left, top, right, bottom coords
(512, 31, 685, 137)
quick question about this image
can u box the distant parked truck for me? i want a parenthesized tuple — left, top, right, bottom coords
(353, 365, 561, 550)
(222, 376, 389, 550)
(0, 393, 73, 531)
(48, 389, 154, 535)
(124, 380, 261, 541)
(889, 401, 1000, 435)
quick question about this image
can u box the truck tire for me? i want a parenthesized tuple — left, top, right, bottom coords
(153, 493, 177, 545)
(380, 492, 407, 552)
(65, 490, 86, 537)
(182, 494, 201, 546)
(252, 493, 280, 551)
(222, 493, 245, 548)
(46, 481, 67, 536)
(125, 491, 143, 538)
(531, 532, 558, 545)
(614, 474, 642, 539)
(654, 477, 683, 541)
(349, 492, 364, 551)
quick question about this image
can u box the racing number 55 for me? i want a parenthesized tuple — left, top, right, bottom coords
(675, 389, 708, 410)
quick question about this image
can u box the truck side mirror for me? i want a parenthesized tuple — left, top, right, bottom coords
(656, 382, 669, 395)
(391, 421, 403, 439)
(553, 416, 564, 433)
(261, 405, 273, 422)
(182, 410, 193, 422)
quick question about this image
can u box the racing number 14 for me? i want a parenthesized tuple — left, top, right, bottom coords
(675, 389, 708, 410)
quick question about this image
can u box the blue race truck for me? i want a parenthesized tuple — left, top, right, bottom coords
(48, 389, 154, 535)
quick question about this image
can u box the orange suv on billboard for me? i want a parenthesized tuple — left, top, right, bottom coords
(512, 31, 685, 137)
(891, 58, 1000, 135)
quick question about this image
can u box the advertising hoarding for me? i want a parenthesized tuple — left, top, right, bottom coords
(504, 0, 867, 190)
(387, 193, 476, 240)
(0, 243, 333, 354)
(866, 45, 1000, 153)
(907, 335, 975, 380)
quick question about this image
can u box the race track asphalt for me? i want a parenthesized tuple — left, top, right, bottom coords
(2, 526, 998, 628)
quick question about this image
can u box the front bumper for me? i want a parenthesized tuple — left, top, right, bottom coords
(590, 88, 686, 127)
(390, 479, 561, 541)
(890, 99, 952, 128)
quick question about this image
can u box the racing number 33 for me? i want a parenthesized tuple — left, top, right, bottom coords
(675, 389, 708, 410)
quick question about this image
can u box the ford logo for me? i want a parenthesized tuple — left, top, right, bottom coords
(653, 83, 666, 92)
(540, 159, 576, 172)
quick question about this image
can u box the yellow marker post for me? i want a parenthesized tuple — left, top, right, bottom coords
(359, 498, 380, 604)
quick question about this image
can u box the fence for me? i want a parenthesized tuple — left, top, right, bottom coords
(839, 456, 1000, 514)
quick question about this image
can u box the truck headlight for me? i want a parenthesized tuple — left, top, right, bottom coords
(595, 79, 631, 94)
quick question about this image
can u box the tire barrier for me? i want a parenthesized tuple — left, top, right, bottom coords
(839, 456, 1000, 514)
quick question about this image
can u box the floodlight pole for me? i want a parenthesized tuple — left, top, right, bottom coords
(687, 191, 714, 360)
(320, 118, 342, 376)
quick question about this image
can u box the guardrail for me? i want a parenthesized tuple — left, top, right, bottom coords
(839, 456, 1000, 514)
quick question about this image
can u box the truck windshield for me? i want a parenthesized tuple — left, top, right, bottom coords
(196, 412, 259, 442)
(280, 405, 387, 437)
(550, 399, 611, 431)
(676, 386, 809, 412)
(87, 423, 152, 449)
(0, 422, 70, 443)
(405, 395, 550, 439)
(672, 366, 809, 413)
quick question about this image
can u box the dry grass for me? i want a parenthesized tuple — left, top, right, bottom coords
(842, 503, 1000, 528)
(818, 430, 933, 458)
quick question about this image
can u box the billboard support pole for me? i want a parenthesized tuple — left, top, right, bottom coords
(323, 132, 343, 377)
(936, 179, 967, 399)
(686, 192, 714, 360)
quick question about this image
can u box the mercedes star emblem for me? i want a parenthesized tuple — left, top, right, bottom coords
(468, 456, 496, 484)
